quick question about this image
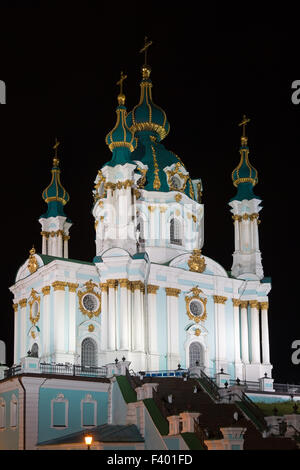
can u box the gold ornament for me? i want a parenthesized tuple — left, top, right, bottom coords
(185, 288, 207, 324)
(88, 324, 95, 332)
(188, 249, 206, 273)
(78, 280, 101, 319)
(29, 289, 40, 325)
(194, 328, 201, 336)
(27, 246, 38, 274)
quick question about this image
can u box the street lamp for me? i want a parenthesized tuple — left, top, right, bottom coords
(85, 434, 93, 450)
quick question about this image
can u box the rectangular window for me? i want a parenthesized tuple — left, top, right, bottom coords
(53, 402, 66, 427)
(82, 402, 95, 427)
(0, 403, 5, 429)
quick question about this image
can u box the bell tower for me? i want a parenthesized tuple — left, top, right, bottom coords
(228, 116, 264, 280)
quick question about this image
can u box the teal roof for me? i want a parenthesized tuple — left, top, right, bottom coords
(104, 97, 137, 167)
(126, 66, 170, 143)
(41, 158, 70, 219)
(231, 139, 260, 202)
(37, 424, 144, 446)
(130, 131, 196, 199)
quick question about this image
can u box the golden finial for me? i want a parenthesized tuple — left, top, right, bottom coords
(53, 137, 60, 166)
(29, 245, 36, 256)
(139, 36, 153, 79)
(116, 71, 127, 105)
(238, 114, 250, 145)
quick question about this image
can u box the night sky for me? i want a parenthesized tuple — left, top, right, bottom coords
(0, 3, 299, 384)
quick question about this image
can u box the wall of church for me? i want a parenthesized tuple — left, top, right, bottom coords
(38, 384, 109, 444)
(0, 388, 20, 450)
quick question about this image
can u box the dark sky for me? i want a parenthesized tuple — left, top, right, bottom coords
(0, 2, 299, 384)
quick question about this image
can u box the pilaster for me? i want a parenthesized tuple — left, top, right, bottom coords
(165, 288, 181, 370)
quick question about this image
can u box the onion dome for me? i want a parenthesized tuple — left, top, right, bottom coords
(126, 64, 170, 142)
(41, 140, 70, 218)
(104, 72, 137, 166)
(231, 115, 260, 202)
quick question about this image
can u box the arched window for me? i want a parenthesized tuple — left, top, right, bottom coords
(81, 338, 97, 367)
(170, 218, 182, 245)
(189, 342, 203, 367)
(31, 343, 39, 358)
(137, 218, 145, 244)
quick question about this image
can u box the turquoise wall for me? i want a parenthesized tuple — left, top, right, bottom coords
(38, 387, 108, 444)
(0, 388, 19, 450)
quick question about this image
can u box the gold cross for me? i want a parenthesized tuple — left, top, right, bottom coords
(53, 137, 60, 157)
(238, 114, 250, 137)
(139, 36, 153, 65)
(116, 71, 127, 95)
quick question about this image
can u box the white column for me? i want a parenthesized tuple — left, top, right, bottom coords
(107, 280, 117, 350)
(63, 235, 69, 258)
(67, 283, 78, 357)
(119, 279, 129, 350)
(100, 283, 108, 351)
(251, 214, 260, 251)
(127, 282, 132, 351)
(165, 288, 181, 370)
(41, 286, 51, 360)
(232, 216, 240, 252)
(213, 296, 228, 372)
(132, 282, 144, 351)
(232, 299, 242, 364)
(148, 206, 156, 243)
(57, 232, 63, 257)
(260, 302, 270, 364)
(19, 299, 27, 360)
(159, 206, 167, 246)
(52, 282, 66, 359)
(240, 301, 249, 364)
(13, 303, 19, 364)
(21, 377, 46, 449)
(241, 215, 250, 252)
(147, 285, 159, 356)
(41, 232, 47, 254)
(250, 300, 261, 363)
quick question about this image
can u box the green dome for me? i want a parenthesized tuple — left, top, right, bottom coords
(126, 66, 170, 143)
(131, 131, 196, 199)
(41, 158, 70, 219)
(231, 136, 260, 202)
(105, 95, 137, 167)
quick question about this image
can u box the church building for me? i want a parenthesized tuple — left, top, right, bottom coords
(2, 42, 293, 452)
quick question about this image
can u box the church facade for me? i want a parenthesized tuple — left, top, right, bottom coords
(8, 56, 272, 386)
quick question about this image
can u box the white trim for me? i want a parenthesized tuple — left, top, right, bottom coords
(51, 393, 69, 428)
(80, 394, 97, 428)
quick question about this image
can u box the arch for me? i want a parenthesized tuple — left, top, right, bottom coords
(189, 341, 204, 367)
(31, 343, 39, 358)
(81, 337, 97, 367)
(170, 218, 182, 245)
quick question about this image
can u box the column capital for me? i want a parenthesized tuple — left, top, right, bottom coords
(119, 278, 130, 288)
(147, 284, 160, 294)
(131, 280, 145, 291)
(52, 281, 67, 291)
(240, 300, 248, 309)
(249, 299, 259, 308)
(19, 298, 27, 308)
(41, 285, 51, 296)
(232, 298, 241, 307)
(67, 282, 79, 293)
(107, 279, 118, 289)
(12, 303, 18, 312)
(213, 295, 227, 304)
(165, 287, 181, 297)
(232, 215, 240, 222)
(100, 282, 109, 292)
(259, 301, 269, 310)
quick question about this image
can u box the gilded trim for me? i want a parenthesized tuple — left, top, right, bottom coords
(78, 280, 101, 319)
(213, 295, 227, 304)
(52, 281, 67, 291)
(165, 287, 181, 297)
(42, 286, 51, 296)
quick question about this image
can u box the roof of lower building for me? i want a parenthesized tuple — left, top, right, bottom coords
(37, 423, 144, 446)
